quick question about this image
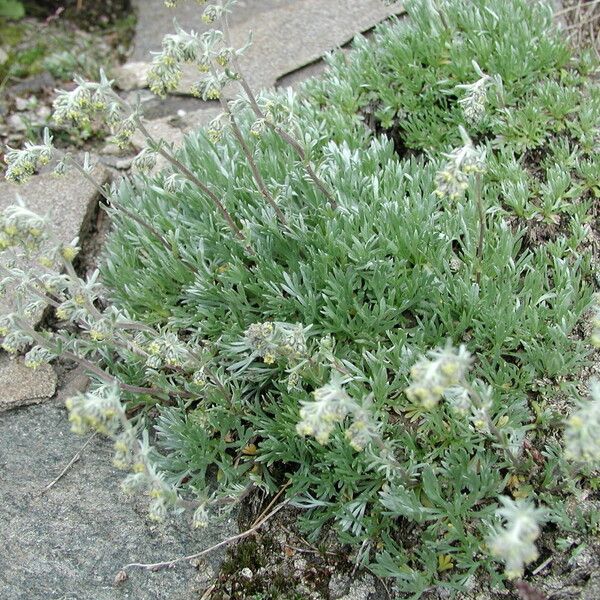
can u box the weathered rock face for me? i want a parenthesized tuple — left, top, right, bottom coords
(0, 354, 57, 412)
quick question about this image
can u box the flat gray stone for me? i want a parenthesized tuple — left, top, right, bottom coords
(131, 117, 186, 175)
(0, 354, 57, 412)
(129, 107, 221, 175)
(113, 61, 153, 91)
(181, 106, 222, 134)
(131, 116, 186, 152)
(0, 370, 236, 600)
(0, 165, 108, 325)
(226, 0, 402, 92)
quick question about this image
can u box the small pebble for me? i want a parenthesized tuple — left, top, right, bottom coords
(15, 97, 29, 111)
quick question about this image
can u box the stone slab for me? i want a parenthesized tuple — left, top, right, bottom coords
(0, 165, 108, 325)
(113, 61, 153, 91)
(227, 0, 402, 92)
(0, 354, 57, 412)
(128, 107, 221, 175)
(0, 371, 237, 600)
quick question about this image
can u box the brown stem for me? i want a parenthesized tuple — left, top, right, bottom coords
(474, 172, 485, 285)
(221, 16, 337, 209)
(211, 70, 288, 227)
(133, 117, 254, 255)
(15, 318, 172, 399)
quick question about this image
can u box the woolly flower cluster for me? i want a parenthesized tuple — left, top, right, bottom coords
(488, 497, 545, 579)
(0, 314, 33, 355)
(434, 127, 486, 201)
(591, 300, 600, 348)
(145, 331, 191, 370)
(24, 345, 57, 369)
(244, 321, 308, 364)
(52, 72, 139, 150)
(296, 375, 354, 444)
(147, 22, 230, 98)
(65, 383, 123, 435)
(4, 128, 54, 184)
(0, 202, 49, 252)
(53, 71, 121, 128)
(564, 380, 600, 466)
(344, 402, 380, 451)
(120, 432, 179, 522)
(456, 61, 502, 126)
(406, 344, 472, 408)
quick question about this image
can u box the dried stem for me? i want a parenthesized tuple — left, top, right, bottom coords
(473, 172, 485, 285)
(221, 15, 337, 209)
(211, 66, 288, 227)
(37, 432, 98, 496)
(133, 116, 254, 254)
(122, 497, 290, 571)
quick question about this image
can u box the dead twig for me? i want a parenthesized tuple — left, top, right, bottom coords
(554, 0, 600, 17)
(37, 432, 98, 496)
(122, 484, 292, 572)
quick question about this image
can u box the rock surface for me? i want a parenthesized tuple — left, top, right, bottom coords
(113, 61, 153, 91)
(0, 369, 236, 600)
(0, 165, 108, 325)
(0, 354, 57, 412)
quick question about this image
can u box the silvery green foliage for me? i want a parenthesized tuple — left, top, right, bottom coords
(2, 0, 599, 594)
(102, 0, 593, 589)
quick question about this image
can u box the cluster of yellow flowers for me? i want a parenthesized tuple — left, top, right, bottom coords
(296, 375, 353, 444)
(488, 497, 545, 579)
(65, 384, 123, 436)
(244, 321, 308, 365)
(405, 344, 472, 409)
(4, 129, 54, 184)
(434, 127, 486, 201)
(564, 380, 600, 466)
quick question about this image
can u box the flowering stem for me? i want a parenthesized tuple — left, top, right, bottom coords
(210, 66, 289, 227)
(221, 15, 337, 210)
(14, 317, 172, 400)
(474, 172, 485, 284)
(66, 157, 174, 254)
(464, 382, 522, 471)
(0, 262, 62, 310)
(132, 116, 254, 255)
